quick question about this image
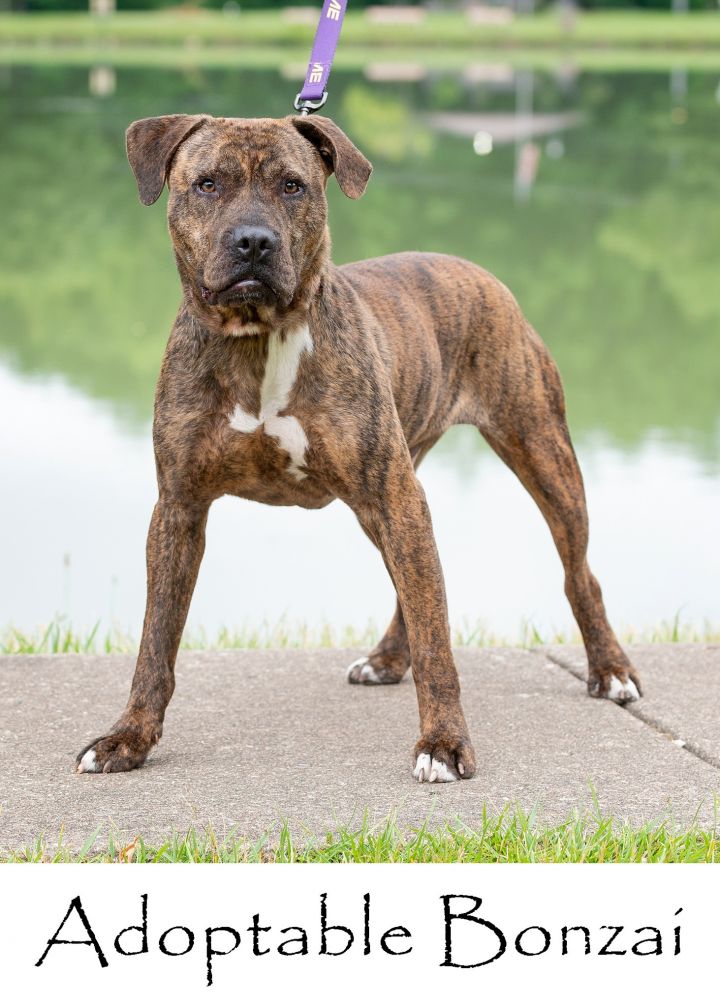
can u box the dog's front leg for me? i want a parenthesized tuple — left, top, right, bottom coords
(76, 496, 208, 773)
(356, 464, 476, 784)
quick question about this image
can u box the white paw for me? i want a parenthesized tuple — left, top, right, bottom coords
(346, 657, 381, 685)
(77, 748, 99, 774)
(413, 752, 458, 784)
(607, 675, 640, 704)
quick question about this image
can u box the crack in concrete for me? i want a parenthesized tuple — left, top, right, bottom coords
(543, 650, 720, 774)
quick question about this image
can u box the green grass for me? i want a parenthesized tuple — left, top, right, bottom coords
(3, 11, 720, 71)
(1, 614, 718, 656)
(3, 806, 718, 863)
(2, 11, 720, 50)
(3, 42, 720, 72)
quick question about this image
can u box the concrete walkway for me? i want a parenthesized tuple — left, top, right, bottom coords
(1, 645, 718, 850)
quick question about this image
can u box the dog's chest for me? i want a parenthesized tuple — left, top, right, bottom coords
(218, 325, 324, 502)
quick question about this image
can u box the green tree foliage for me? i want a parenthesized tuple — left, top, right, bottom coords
(0, 64, 717, 463)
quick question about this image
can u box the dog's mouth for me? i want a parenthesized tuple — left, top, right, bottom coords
(200, 277, 278, 308)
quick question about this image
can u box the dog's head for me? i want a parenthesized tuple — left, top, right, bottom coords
(126, 114, 372, 337)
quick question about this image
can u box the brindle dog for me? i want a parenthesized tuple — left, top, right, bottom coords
(76, 114, 642, 782)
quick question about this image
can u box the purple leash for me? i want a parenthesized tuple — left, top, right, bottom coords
(294, 0, 348, 115)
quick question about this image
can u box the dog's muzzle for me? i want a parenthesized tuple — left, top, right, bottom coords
(199, 224, 295, 309)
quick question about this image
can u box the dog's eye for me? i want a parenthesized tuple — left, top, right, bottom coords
(197, 179, 217, 194)
(283, 179, 303, 195)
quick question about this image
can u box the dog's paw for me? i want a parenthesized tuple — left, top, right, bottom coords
(76, 728, 155, 774)
(413, 753, 458, 783)
(412, 736, 476, 784)
(77, 747, 100, 773)
(588, 667, 642, 705)
(346, 656, 405, 686)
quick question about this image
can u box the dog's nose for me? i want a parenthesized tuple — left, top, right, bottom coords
(230, 225, 277, 265)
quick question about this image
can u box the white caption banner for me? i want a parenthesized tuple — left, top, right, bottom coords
(1, 864, 716, 1005)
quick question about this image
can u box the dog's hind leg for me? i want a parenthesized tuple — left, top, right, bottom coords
(468, 323, 641, 703)
(346, 437, 440, 687)
(346, 598, 411, 685)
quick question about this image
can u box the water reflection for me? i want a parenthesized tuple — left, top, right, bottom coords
(0, 63, 717, 636)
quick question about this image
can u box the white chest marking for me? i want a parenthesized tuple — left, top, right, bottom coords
(228, 325, 313, 481)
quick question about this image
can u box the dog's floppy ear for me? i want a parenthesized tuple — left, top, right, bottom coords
(291, 115, 372, 199)
(126, 114, 208, 206)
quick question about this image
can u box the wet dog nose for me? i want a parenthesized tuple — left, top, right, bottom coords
(230, 226, 277, 265)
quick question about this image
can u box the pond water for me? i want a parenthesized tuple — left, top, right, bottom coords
(1, 63, 718, 640)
